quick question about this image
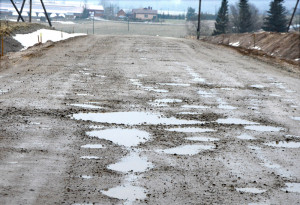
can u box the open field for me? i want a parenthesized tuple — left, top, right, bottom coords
(0, 34, 300, 204)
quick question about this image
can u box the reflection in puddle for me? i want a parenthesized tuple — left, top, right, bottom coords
(69, 104, 103, 109)
(236, 134, 256, 140)
(250, 85, 264, 89)
(73, 112, 203, 125)
(291, 117, 300, 121)
(181, 105, 209, 109)
(81, 175, 93, 179)
(198, 90, 215, 98)
(281, 183, 300, 193)
(154, 99, 182, 103)
(216, 118, 258, 125)
(186, 136, 219, 141)
(81, 144, 104, 149)
(218, 104, 237, 110)
(236, 187, 266, 194)
(101, 184, 147, 201)
(158, 144, 215, 155)
(166, 127, 215, 133)
(87, 128, 150, 147)
(158, 83, 190, 87)
(245, 125, 283, 132)
(264, 141, 300, 148)
(80, 156, 100, 159)
(108, 152, 153, 173)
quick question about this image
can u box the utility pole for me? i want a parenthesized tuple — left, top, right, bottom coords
(197, 0, 202, 40)
(29, 0, 32, 22)
(287, 0, 299, 32)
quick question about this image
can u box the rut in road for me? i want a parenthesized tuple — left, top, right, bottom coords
(0, 35, 299, 204)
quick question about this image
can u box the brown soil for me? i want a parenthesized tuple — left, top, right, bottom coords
(203, 32, 300, 66)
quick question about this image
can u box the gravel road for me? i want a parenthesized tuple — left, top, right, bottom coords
(0, 35, 299, 204)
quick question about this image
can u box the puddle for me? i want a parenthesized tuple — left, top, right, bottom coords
(291, 117, 300, 121)
(285, 135, 300, 138)
(108, 152, 153, 173)
(264, 141, 300, 148)
(130, 79, 169, 93)
(198, 90, 215, 98)
(281, 183, 300, 193)
(291, 105, 298, 108)
(81, 175, 93, 179)
(0, 89, 8, 94)
(178, 112, 199, 115)
(73, 112, 203, 125)
(181, 105, 209, 109)
(220, 88, 236, 91)
(245, 125, 283, 132)
(216, 118, 259, 125)
(80, 156, 100, 159)
(154, 99, 182, 103)
(8, 162, 18, 164)
(236, 134, 256, 140)
(148, 102, 169, 107)
(69, 104, 103, 109)
(76, 93, 91, 96)
(158, 83, 190, 87)
(158, 144, 215, 155)
(269, 94, 281, 97)
(101, 184, 147, 201)
(87, 128, 150, 147)
(166, 127, 215, 133)
(218, 104, 237, 110)
(285, 90, 296, 93)
(186, 136, 219, 142)
(130, 79, 143, 86)
(144, 87, 169, 93)
(81, 144, 104, 149)
(250, 85, 264, 89)
(136, 74, 147, 77)
(235, 187, 266, 194)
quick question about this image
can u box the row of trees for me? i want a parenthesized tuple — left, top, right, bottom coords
(213, 0, 288, 35)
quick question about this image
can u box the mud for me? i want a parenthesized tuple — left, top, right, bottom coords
(0, 35, 299, 204)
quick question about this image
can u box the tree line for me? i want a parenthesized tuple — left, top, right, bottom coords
(212, 0, 289, 35)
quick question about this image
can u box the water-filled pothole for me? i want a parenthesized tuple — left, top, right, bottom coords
(166, 127, 216, 133)
(69, 104, 103, 109)
(245, 125, 284, 132)
(264, 141, 300, 148)
(186, 136, 219, 142)
(235, 187, 266, 194)
(236, 134, 256, 140)
(80, 156, 100, 160)
(281, 183, 300, 193)
(81, 144, 104, 149)
(216, 118, 258, 125)
(108, 152, 153, 173)
(158, 144, 215, 155)
(86, 128, 150, 147)
(73, 112, 203, 125)
(101, 184, 147, 201)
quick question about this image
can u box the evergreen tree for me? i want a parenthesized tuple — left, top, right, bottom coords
(238, 0, 252, 33)
(263, 0, 288, 32)
(213, 0, 229, 35)
(186, 7, 196, 21)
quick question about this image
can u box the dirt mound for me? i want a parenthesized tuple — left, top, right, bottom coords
(203, 32, 300, 65)
(0, 21, 51, 55)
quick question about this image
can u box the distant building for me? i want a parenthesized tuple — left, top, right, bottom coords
(117, 9, 126, 17)
(87, 5, 104, 17)
(132, 7, 157, 20)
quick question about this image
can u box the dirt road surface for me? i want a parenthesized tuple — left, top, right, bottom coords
(0, 35, 300, 204)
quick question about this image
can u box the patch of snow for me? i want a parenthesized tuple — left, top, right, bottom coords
(229, 42, 240, 47)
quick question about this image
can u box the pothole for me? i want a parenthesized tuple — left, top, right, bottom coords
(157, 144, 215, 155)
(281, 183, 300, 193)
(235, 187, 266, 194)
(264, 141, 300, 148)
(166, 127, 216, 133)
(81, 144, 104, 149)
(245, 125, 284, 132)
(216, 118, 259, 125)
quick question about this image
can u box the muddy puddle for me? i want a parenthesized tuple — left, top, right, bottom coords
(80, 156, 100, 160)
(157, 144, 215, 155)
(291, 117, 300, 121)
(158, 83, 190, 87)
(108, 152, 153, 173)
(69, 104, 103, 109)
(186, 136, 219, 142)
(101, 183, 147, 202)
(235, 187, 266, 194)
(245, 125, 283, 132)
(250, 85, 264, 89)
(198, 90, 215, 98)
(81, 144, 104, 149)
(218, 104, 237, 110)
(130, 79, 169, 93)
(166, 127, 215, 133)
(181, 105, 209, 109)
(81, 175, 93, 179)
(264, 141, 300, 148)
(153, 99, 182, 103)
(236, 134, 256, 140)
(216, 118, 258, 125)
(281, 183, 300, 193)
(87, 128, 150, 147)
(73, 112, 203, 125)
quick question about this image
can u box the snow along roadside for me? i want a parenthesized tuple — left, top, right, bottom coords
(13, 29, 86, 50)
